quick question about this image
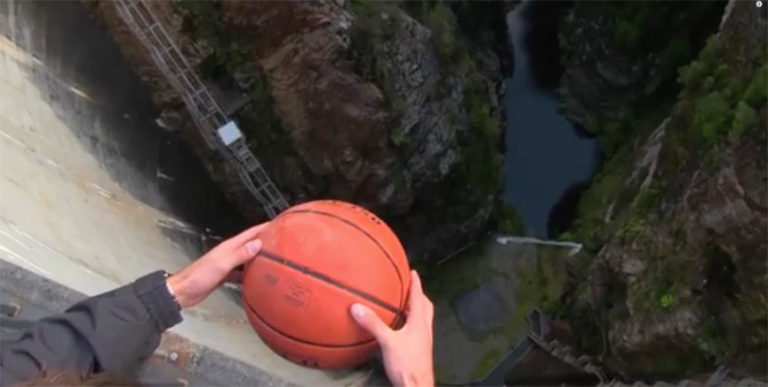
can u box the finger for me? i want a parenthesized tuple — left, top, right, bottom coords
(224, 269, 244, 284)
(227, 222, 270, 248)
(425, 297, 434, 325)
(407, 270, 426, 318)
(350, 303, 393, 346)
(231, 239, 263, 266)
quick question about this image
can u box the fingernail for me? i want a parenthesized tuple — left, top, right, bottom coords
(350, 304, 367, 320)
(246, 239, 262, 256)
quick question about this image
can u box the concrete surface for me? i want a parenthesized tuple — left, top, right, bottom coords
(424, 238, 572, 383)
(454, 283, 509, 339)
(0, 1, 365, 385)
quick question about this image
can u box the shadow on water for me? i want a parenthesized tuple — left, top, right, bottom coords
(5, 1, 248, 247)
(502, 0, 602, 238)
(521, 0, 573, 90)
(547, 180, 590, 237)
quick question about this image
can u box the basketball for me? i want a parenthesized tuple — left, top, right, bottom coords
(241, 200, 411, 369)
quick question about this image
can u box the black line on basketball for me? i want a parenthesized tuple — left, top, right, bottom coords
(245, 298, 377, 348)
(258, 250, 403, 320)
(280, 209, 407, 311)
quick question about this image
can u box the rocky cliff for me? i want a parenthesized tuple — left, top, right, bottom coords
(557, 1, 725, 152)
(557, 0, 767, 381)
(85, 0, 508, 261)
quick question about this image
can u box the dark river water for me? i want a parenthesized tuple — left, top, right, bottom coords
(502, 1, 601, 237)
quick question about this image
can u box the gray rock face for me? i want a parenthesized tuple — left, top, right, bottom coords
(556, 2, 724, 139)
(89, 0, 504, 261)
(373, 13, 466, 186)
(557, 12, 644, 133)
(566, 0, 767, 379)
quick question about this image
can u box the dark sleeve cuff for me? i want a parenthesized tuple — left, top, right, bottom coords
(132, 270, 182, 331)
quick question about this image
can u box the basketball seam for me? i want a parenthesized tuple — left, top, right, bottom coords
(258, 250, 402, 319)
(245, 298, 377, 348)
(281, 208, 407, 312)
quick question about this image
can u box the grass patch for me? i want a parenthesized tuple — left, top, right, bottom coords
(470, 348, 502, 380)
(424, 4, 458, 65)
(421, 243, 489, 302)
(493, 201, 525, 235)
(621, 235, 702, 316)
(560, 148, 633, 245)
(508, 246, 569, 329)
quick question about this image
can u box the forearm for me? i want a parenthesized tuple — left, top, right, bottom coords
(0, 271, 181, 384)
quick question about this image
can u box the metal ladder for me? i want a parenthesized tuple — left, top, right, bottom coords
(113, 0, 289, 218)
(528, 333, 608, 384)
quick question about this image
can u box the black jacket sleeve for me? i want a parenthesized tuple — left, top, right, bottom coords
(0, 271, 182, 385)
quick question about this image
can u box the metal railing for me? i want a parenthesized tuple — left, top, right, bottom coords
(113, 0, 288, 217)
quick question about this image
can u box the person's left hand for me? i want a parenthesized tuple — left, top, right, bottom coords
(166, 223, 268, 308)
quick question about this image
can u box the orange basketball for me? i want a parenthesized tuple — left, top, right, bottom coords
(241, 200, 411, 369)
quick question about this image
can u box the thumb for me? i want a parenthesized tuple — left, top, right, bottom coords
(233, 239, 263, 265)
(350, 303, 392, 345)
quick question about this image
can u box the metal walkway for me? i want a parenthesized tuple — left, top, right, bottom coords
(113, 0, 289, 218)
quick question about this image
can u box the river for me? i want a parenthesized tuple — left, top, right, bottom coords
(502, 0, 601, 238)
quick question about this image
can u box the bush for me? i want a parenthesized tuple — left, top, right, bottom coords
(611, 18, 643, 51)
(743, 64, 768, 107)
(731, 102, 758, 137)
(678, 37, 719, 90)
(462, 87, 502, 195)
(348, 1, 399, 82)
(679, 60, 708, 89)
(424, 4, 458, 64)
(495, 202, 525, 235)
(567, 150, 633, 243)
(659, 36, 691, 76)
(178, 1, 250, 75)
(693, 91, 731, 143)
(390, 128, 409, 147)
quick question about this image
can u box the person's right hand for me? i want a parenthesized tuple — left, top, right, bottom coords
(350, 270, 435, 387)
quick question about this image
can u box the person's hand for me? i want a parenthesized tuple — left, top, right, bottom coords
(350, 270, 434, 387)
(166, 223, 267, 308)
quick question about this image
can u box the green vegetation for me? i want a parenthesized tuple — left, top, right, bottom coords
(732, 102, 758, 137)
(493, 201, 525, 235)
(625, 247, 698, 315)
(565, 2, 764, 250)
(560, 1, 767, 377)
(421, 243, 488, 302)
(348, 0, 399, 85)
(462, 81, 503, 196)
(512, 246, 570, 322)
(693, 91, 730, 143)
(177, 1, 250, 76)
(659, 293, 675, 309)
(389, 127, 409, 147)
(350, 1, 504, 235)
(697, 317, 729, 360)
(678, 39, 767, 148)
(405, 1, 503, 198)
(425, 242, 571, 383)
(559, 149, 633, 245)
(175, 0, 294, 181)
(562, 1, 724, 152)
(423, 5, 458, 65)
(470, 348, 502, 380)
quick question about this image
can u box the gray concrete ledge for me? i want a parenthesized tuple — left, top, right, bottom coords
(0, 258, 295, 387)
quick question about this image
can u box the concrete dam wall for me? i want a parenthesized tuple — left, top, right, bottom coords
(0, 1, 365, 385)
